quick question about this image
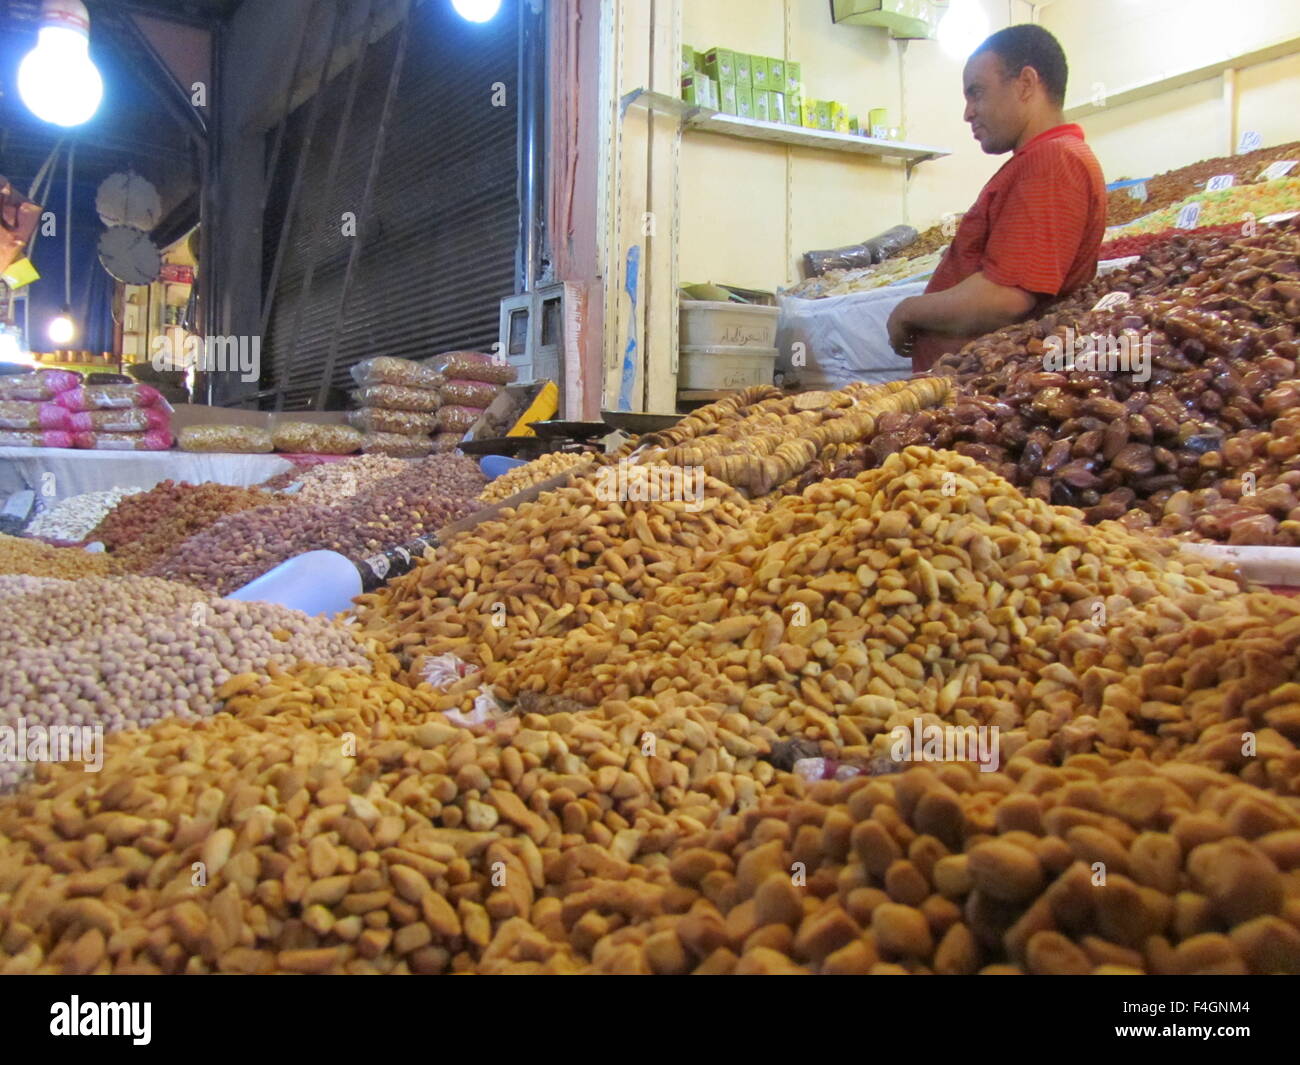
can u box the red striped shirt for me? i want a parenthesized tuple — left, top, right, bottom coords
(912, 124, 1107, 369)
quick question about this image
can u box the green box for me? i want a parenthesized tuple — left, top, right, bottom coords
(788, 93, 802, 123)
(785, 60, 802, 95)
(718, 79, 738, 115)
(754, 89, 771, 122)
(767, 57, 786, 89)
(734, 52, 752, 90)
(815, 101, 832, 131)
(751, 56, 769, 91)
(769, 91, 786, 124)
(800, 99, 818, 129)
(829, 101, 850, 133)
(735, 82, 754, 118)
(682, 46, 697, 77)
(681, 74, 717, 108)
(703, 47, 736, 83)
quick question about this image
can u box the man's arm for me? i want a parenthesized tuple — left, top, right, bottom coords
(887, 271, 1037, 353)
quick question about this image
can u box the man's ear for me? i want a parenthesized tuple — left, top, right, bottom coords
(1018, 65, 1041, 102)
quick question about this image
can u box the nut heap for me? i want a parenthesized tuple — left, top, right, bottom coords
(0, 534, 116, 579)
(0, 574, 369, 793)
(89, 481, 288, 572)
(25, 487, 147, 543)
(479, 452, 594, 504)
(149, 455, 487, 595)
(260, 455, 410, 507)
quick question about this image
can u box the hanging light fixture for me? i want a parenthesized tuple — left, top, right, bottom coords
(451, 0, 502, 23)
(47, 306, 75, 345)
(18, 0, 104, 128)
(48, 144, 79, 347)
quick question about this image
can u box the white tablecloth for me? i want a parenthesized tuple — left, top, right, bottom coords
(0, 447, 294, 502)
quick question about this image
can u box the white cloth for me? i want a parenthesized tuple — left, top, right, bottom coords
(0, 447, 294, 503)
(776, 281, 924, 390)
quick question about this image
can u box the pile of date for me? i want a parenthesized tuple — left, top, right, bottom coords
(844, 221, 1300, 546)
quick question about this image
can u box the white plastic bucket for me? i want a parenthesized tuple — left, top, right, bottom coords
(678, 345, 778, 391)
(680, 300, 780, 349)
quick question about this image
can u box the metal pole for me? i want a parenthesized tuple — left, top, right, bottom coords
(262, 0, 320, 195)
(312, 0, 414, 411)
(279, 0, 378, 402)
(262, 0, 349, 392)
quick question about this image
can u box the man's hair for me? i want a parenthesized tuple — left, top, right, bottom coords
(973, 24, 1068, 106)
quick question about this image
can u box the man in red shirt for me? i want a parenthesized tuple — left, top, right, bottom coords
(887, 24, 1107, 371)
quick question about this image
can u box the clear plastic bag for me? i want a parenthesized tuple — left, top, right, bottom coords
(349, 356, 446, 390)
(360, 431, 434, 457)
(68, 407, 170, 433)
(0, 370, 82, 401)
(803, 224, 919, 276)
(440, 378, 501, 408)
(54, 383, 162, 411)
(429, 350, 516, 385)
(178, 425, 275, 453)
(347, 407, 439, 434)
(73, 430, 173, 451)
(350, 384, 442, 412)
(437, 405, 484, 433)
(271, 422, 363, 454)
(430, 432, 464, 453)
(0, 401, 68, 430)
(0, 428, 72, 448)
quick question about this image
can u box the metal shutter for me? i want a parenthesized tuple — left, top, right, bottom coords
(261, 0, 519, 410)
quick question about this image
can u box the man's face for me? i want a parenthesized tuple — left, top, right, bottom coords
(962, 51, 1028, 154)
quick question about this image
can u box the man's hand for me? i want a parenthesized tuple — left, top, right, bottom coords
(892, 272, 1037, 341)
(887, 297, 918, 358)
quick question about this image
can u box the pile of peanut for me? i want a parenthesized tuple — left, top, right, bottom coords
(479, 452, 594, 504)
(260, 455, 410, 507)
(0, 575, 369, 793)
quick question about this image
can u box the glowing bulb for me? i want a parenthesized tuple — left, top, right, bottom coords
(937, 0, 990, 62)
(18, 1, 103, 128)
(48, 312, 76, 346)
(451, 0, 501, 23)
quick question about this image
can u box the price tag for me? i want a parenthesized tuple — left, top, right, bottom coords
(1259, 160, 1298, 181)
(1206, 174, 1235, 191)
(1127, 181, 1148, 201)
(1238, 129, 1262, 153)
(1176, 202, 1202, 229)
(1092, 292, 1132, 312)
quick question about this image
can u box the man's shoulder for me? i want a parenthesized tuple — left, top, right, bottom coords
(1017, 133, 1104, 183)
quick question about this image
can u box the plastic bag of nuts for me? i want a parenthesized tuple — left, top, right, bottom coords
(429, 350, 517, 385)
(350, 384, 442, 412)
(0, 369, 81, 401)
(360, 431, 434, 457)
(347, 407, 439, 434)
(440, 378, 501, 409)
(53, 383, 163, 411)
(349, 356, 446, 391)
(68, 407, 170, 433)
(72, 430, 173, 451)
(430, 431, 464, 452)
(0, 400, 68, 430)
(271, 422, 363, 454)
(437, 404, 485, 433)
(0, 429, 73, 448)
(178, 425, 275, 453)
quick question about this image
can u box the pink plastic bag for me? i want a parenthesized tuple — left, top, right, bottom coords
(68, 406, 170, 433)
(55, 383, 163, 411)
(72, 429, 173, 450)
(0, 428, 73, 448)
(0, 370, 82, 401)
(0, 401, 69, 430)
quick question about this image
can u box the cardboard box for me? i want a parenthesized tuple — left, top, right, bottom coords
(800, 99, 818, 129)
(785, 60, 802, 95)
(718, 79, 738, 115)
(768, 58, 785, 88)
(703, 47, 735, 82)
(751, 57, 769, 91)
(830, 101, 850, 133)
(736, 82, 753, 118)
(769, 91, 786, 124)
(754, 90, 770, 122)
(682, 45, 697, 77)
(682, 74, 714, 107)
(815, 101, 832, 130)
(734, 52, 752, 89)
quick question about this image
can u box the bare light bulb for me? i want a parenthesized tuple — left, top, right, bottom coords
(452, 0, 502, 23)
(937, 0, 990, 62)
(48, 312, 76, 346)
(18, 1, 104, 127)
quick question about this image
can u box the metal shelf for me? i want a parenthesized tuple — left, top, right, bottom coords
(621, 89, 951, 167)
